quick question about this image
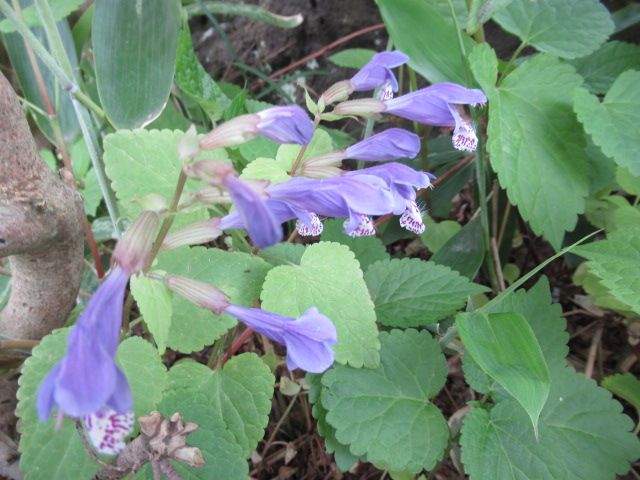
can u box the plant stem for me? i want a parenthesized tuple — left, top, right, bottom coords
(290, 115, 320, 175)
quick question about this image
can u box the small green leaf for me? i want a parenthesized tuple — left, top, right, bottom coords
(322, 329, 449, 473)
(493, 0, 613, 59)
(617, 167, 640, 196)
(421, 217, 461, 254)
(156, 246, 271, 353)
(602, 373, 640, 416)
(320, 218, 389, 271)
(468, 42, 498, 93)
(460, 367, 640, 480)
(431, 216, 485, 279)
(573, 224, 640, 314)
(0, 0, 84, 32)
(260, 242, 380, 368)
(457, 311, 550, 435)
(175, 21, 230, 120)
(365, 258, 487, 327)
(328, 48, 376, 69)
(240, 157, 291, 184)
(130, 275, 173, 354)
(81, 168, 102, 217)
(568, 41, 640, 95)
(92, 0, 180, 128)
(376, 0, 475, 84)
(485, 55, 589, 248)
(574, 71, 640, 177)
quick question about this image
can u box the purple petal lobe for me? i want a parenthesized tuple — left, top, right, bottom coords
(351, 51, 409, 92)
(83, 407, 134, 456)
(256, 106, 313, 145)
(345, 128, 421, 162)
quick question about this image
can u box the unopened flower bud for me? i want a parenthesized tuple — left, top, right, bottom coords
(164, 275, 229, 314)
(299, 151, 345, 178)
(177, 125, 200, 162)
(162, 218, 223, 250)
(188, 186, 232, 205)
(113, 211, 160, 273)
(132, 193, 168, 213)
(200, 114, 260, 150)
(319, 80, 355, 107)
(333, 98, 386, 117)
(183, 159, 235, 184)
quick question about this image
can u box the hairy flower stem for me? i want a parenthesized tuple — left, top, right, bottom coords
(289, 115, 321, 175)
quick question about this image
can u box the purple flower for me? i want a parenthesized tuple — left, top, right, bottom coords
(222, 175, 283, 248)
(351, 51, 409, 95)
(255, 106, 313, 145)
(224, 305, 337, 373)
(346, 163, 434, 234)
(344, 128, 421, 162)
(36, 267, 134, 454)
(383, 83, 487, 152)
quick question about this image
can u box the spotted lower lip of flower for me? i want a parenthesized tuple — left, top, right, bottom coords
(344, 128, 421, 162)
(296, 213, 324, 236)
(400, 201, 425, 234)
(382, 83, 486, 152)
(224, 304, 337, 373)
(345, 213, 376, 237)
(83, 407, 134, 456)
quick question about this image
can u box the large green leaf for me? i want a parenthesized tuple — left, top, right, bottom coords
(92, 0, 180, 128)
(260, 242, 380, 368)
(568, 41, 640, 95)
(175, 21, 229, 120)
(493, 0, 613, 59)
(156, 246, 271, 353)
(602, 373, 640, 416)
(365, 258, 487, 327)
(474, 52, 589, 249)
(460, 367, 640, 479)
(320, 218, 389, 271)
(322, 329, 449, 473)
(430, 216, 485, 279)
(376, 0, 475, 84)
(573, 224, 640, 314)
(18, 330, 168, 479)
(129, 275, 173, 354)
(457, 311, 550, 435)
(165, 355, 274, 457)
(2, 12, 79, 143)
(573, 70, 640, 176)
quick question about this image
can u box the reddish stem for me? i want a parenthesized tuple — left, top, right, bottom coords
(220, 327, 254, 367)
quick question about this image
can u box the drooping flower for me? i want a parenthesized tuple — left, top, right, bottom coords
(383, 83, 487, 152)
(224, 305, 337, 373)
(345, 163, 434, 235)
(200, 106, 313, 150)
(344, 128, 421, 162)
(36, 212, 159, 455)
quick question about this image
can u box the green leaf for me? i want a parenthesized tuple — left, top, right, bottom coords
(376, 0, 475, 84)
(165, 355, 274, 457)
(463, 277, 568, 394)
(612, 3, 640, 33)
(421, 218, 461, 254)
(457, 311, 550, 435)
(2, 15, 79, 143)
(175, 21, 229, 120)
(116, 336, 168, 418)
(468, 42, 498, 92)
(81, 168, 102, 216)
(365, 258, 487, 327)
(130, 275, 173, 354)
(322, 329, 449, 473)
(260, 242, 380, 368)
(320, 218, 389, 271)
(240, 157, 291, 184)
(493, 0, 614, 59)
(156, 246, 271, 353)
(460, 367, 640, 480)
(568, 41, 640, 95)
(17, 329, 100, 480)
(483, 55, 588, 249)
(0, 0, 83, 32)
(574, 70, 640, 177)
(92, 0, 180, 128)
(238, 135, 278, 166)
(602, 373, 640, 415)
(103, 128, 225, 222)
(431, 216, 485, 279)
(259, 243, 305, 266)
(466, 0, 512, 34)
(328, 48, 376, 69)
(617, 167, 640, 196)
(573, 225, 640, 314)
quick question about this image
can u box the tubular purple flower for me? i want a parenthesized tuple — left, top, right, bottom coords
(350, 50, 409, 93)
(255, 106, 313, 145)
(222, 174, 283, 248)
(346, 163, 434, 234)
(344, 128, 421, 162)
(224, 305, 337, 373)
(383, 83, 487, 152)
